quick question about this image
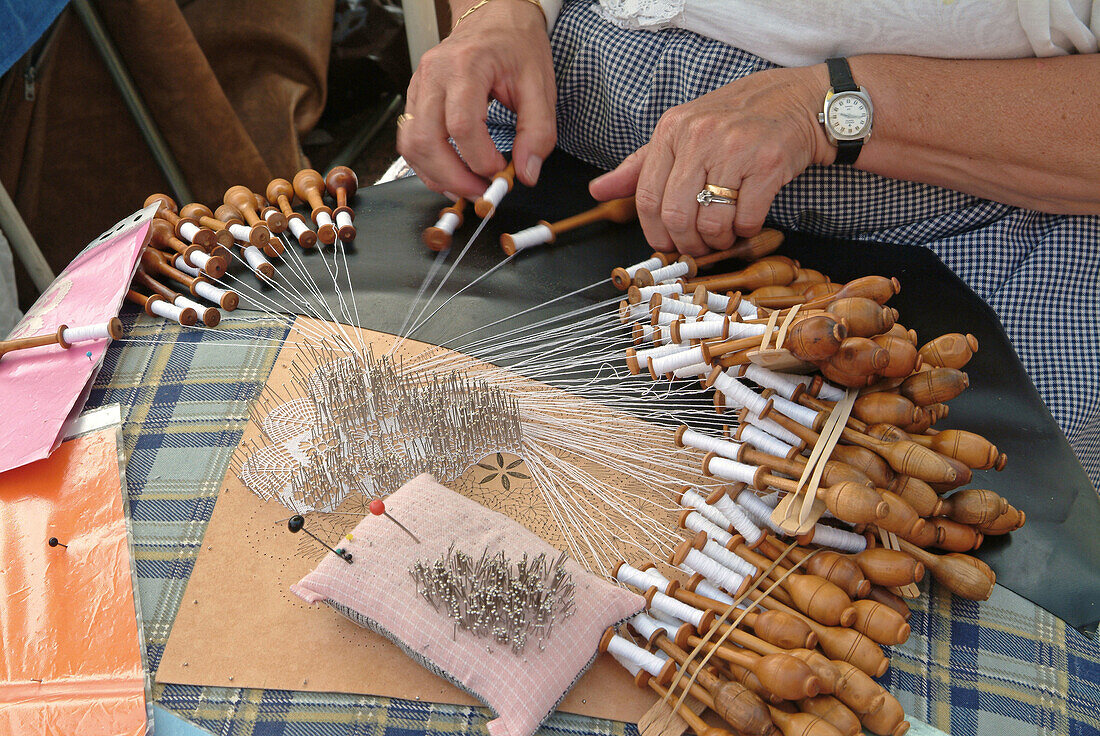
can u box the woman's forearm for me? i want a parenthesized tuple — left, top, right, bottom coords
(843, 54, 1100, 214)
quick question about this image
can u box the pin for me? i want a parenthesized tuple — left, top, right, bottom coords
(369, 498, 420, 543)
(287, 515, 352, 563)
(86, 351, 93, 361)
(48, 537, 68, 548)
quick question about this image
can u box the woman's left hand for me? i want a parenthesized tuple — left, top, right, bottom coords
(589, 65, 833, 256)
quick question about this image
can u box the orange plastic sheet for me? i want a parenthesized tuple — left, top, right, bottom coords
(0, 426, 149, 736)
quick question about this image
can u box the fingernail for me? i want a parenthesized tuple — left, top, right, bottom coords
(525, 155, 543, 183)
(443, 191, 459, 202)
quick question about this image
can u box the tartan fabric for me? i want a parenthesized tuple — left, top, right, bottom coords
(485, 0, 1100, 491)
(87, 308, 1100, 736)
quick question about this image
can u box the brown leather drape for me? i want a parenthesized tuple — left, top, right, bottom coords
(0, 0, 334, 309)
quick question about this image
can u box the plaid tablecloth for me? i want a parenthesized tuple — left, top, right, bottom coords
(87, 309, 1100, 736)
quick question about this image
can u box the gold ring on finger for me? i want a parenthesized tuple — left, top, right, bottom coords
(397, 112, 414, 129)
(697, 183, 738, 206)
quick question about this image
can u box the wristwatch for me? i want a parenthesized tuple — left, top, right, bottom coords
(818, 57, 873, 165)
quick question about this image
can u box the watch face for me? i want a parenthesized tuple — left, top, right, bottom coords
(827, 92, 871, 139)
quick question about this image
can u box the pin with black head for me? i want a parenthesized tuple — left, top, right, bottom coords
(287, 514, 352, 563)
(48, 537, 68, 549)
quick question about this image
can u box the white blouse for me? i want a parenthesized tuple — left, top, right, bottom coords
(540, 0, 1099, 65)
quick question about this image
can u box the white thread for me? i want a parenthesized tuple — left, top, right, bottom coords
(646, 261, 689, 283)
(679, 428, 742, 459)
(737, 300, 759, 319)
(605, 633, 668, 678)
(677, 319, 726, 341)
(711, 494, 765, 547)
(150, 299, 186, 323)
(315, 211, 335, 229)
(480, 177, 509, 211)
(684, 548, 746, 594)
(701, 290, 731, 313)
(229, 223, 252, 242)
(735, 488, 785, 534)
(194, 281, 227, 304)
(640, 564, 671, 588)
(189, 251, 213, 270)
(507, 224, 553, 252)
(175, 296, 211, 321)
(743, 364, 810, 400)
(637, 283, 683, 301)
(621, 302, 650, 323)
(649, 589, 706, 629)
(758, 491, 782, 508)
(636, 342, 683, 363)
(336, 211, 354, 231)
(264, 210, 281, 226)
(625, 256, 663, 278)
(636, 324, 659, 344)
(60, 322, 112, 343)
(744, 409, 803, 446)
(706, 456, 759, 485)
(700, 310, 724, 322)
(653, 311, 678, 327)
(289, 217, 311, 240)
(616, 562, 668, 591)
(691, 575, 738, 606)
(681, 488, 733, 531)
(609, 650, 642, 678)
(739, 424, 796, 459)
(656, 298, 703, 318)
(816, 380, 846, 401)
(179, 221, 200, 242)
(770, 395, 818, 428)
(672, 361, 709, 379)
(726, 321, 768, 339)
(810, 524, 867, 553)
(630, 613, 680, 645)
(701, 538, 758, 578)
(683, 510, 733, 547)
(650, 609, 686, 627)
(712, 373, 769, 415)
(649, 345, 704, 375)
(243, 246, 272, 273)
(174, 255, 202, 278)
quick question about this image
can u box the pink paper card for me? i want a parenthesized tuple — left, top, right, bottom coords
(0, 204, 157, 474)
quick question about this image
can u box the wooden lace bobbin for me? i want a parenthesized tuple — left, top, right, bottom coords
(689, 231, 786, 273)
(634, 257, 699, 288)
(671, 538, 753, 599)
(611, 252, 676, 290)
(670, 315, 730, 344)
(863, 586, 911, 621)
(325, 166, 358, 240)
(422, 199, 466, 251)
(683, 586, 817, 651)
(744, 639, 877, 719)
(632, 322, 663, 346)
(890, 538, 994, 601)
(741, 586, 888, 678)
(918, 333, 979, 370)
(898, 367, 969, 406)
(500, 196, 636, 256)
(644, 681, 743, 736)
(600, 629, 677, 688)
(691, 285, 741, 317)
(977, 504, 1025, 535)
(474, 161, 516, 218)
(144, 193, 218, 250)
(799, 276, 901, 312)
(859, 697, 909, 736)
(141, 249, 239, 310)
(126, 289, 197, 326)
(787, 268, 830, 291)
(178, 204, 236, 250)
(134, 269, 220, 326)
(267, 178, 319, 250)
(0, 318, 123, 360)
(926, 518, 983, 552)
(675, 627, 823, 702)
(148, 219, 227, 278)
(778, 315, 848, 363)
(820, 337, 888, 378)
(215, 204, 277, 278)
(645, 584, 718, 635)
(686, 258, 799, 295)
(628, 281, 684, 305)
(869, 334, 921, 378)
(851, 394, 922, 430)
(740, 444, 871, 490)
(845, 548, 925, 589)
(824, 298, 895, 339)
(214, 203, 271, 251)
(734, 424, 802, 462)
(758, 539, 869, 601)
(650, 293, 708, 323)
(253, 193, 289, 234)
(292, 169, 338, 244)
(225, 187, 281, 254)
(882, 474, 942, 518)
(796, 695, 861, 736)
(766, 705, 844, 736)
(744, 285, 807, 311)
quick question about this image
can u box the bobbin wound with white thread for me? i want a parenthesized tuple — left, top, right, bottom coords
(474, 162, 515, 218)
(630, 613, 691, 647)
(243, 246, 276, 278)
(702, 454, 766, 489)
(741, 407, 804, 447)
(700, 535, 759, 578)
(626, 342, 682, 374)
(648, 345, 705, 379)
(767, 394, 820, 428)
(679, 509, 735, 548)
(679, 488, 736, 532)
(500, 223, 553, 256)
(672, 362, 710, 381)
(709, 490, 766, 548)
(802, 524, 868, 553)
(634, 258, 696, 287)
(193, 280, 239, 311)
(672, 540, 749, 596)
(737, 423, 798, 459)
(644, 587, 714, 634)
(60, 318, 123, 346)
(708, 371, 772, 417)
(735, 487, 785, 534)
(612, 254, 667, 290)
(599, 630, 675, 684)
(614, 561, 670, 592)
(671, 317, 729, 343)
(726, 321, 769, 339)
(674, 426, 743, 460)
(742, 364, 812, 401)
(619, 301, 650, 325)
(629, 282, 683, 304)
(685, 571, 738, 606)
(650, 293, 704, 319)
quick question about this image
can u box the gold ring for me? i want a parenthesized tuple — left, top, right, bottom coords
(697, 183, 738, 206)
(397, 112, 414, 129)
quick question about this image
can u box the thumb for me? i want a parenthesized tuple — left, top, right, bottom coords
(589, 146, 647, 201)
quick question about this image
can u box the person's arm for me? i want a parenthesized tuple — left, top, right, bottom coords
(590, 54, 1100, 255)
(397, 0, 557, 199)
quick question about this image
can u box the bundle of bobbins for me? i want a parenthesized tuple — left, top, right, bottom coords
(603, 247, 1026, 736)
(127, 167, 359, 327)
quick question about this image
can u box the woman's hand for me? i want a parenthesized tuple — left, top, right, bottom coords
(589, 65, 832, 255)
(397, 0, 557, 199)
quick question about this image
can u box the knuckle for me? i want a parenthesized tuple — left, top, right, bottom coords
(661, 204, 693, 233)
(697, 216, 728, 240)
(635, 188, 662, 217)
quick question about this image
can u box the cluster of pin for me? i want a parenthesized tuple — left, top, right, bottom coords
(236, 341, 522, 513)
(410, 545, 576, 654)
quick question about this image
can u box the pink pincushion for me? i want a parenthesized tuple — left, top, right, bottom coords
(292, 473, 645, 736)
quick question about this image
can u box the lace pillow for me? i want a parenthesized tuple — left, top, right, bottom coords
(292, 473, 645, 736)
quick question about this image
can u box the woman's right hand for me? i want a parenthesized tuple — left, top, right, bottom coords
(397, 0, 558, 199)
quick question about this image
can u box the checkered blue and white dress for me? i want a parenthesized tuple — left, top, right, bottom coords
(486, 0, 1100, 488)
